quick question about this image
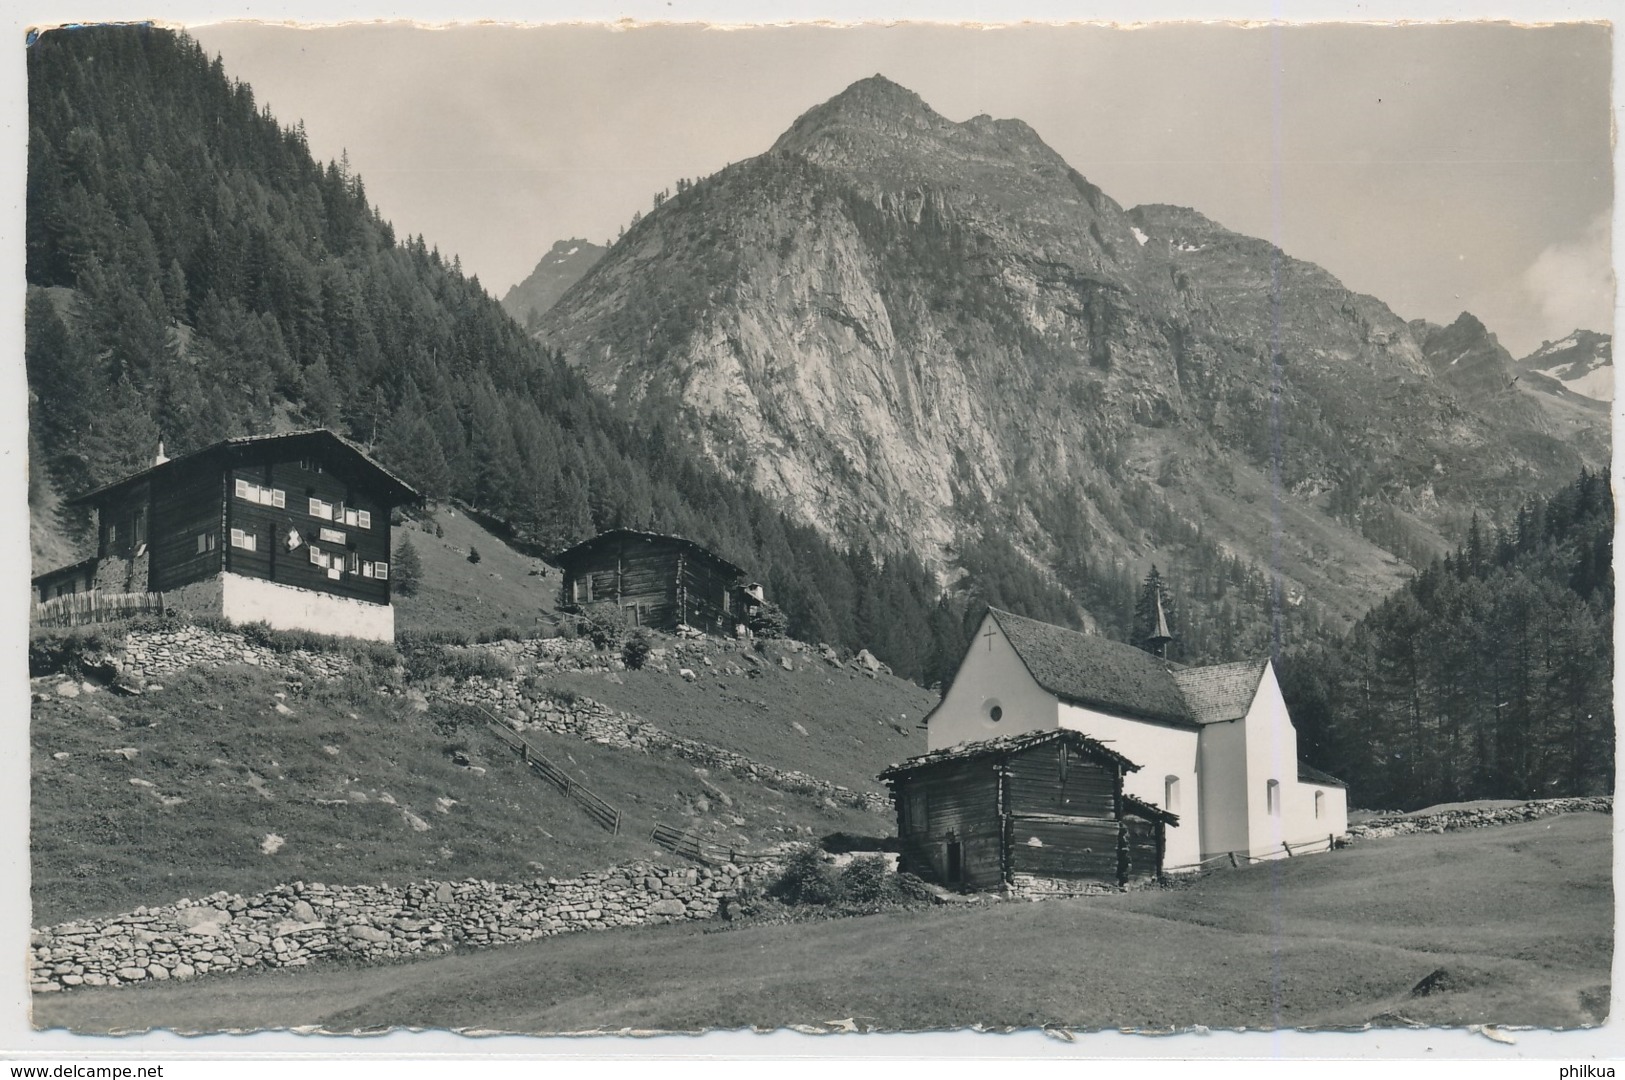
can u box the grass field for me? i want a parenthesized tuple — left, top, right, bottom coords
(548, 653, 934, 794)
(30, 663, 888, 924)
(34, 812, 1612, 1034)
(390, 504, 560, 638)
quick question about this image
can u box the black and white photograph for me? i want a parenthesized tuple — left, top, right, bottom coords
(7, 4, 1617, 1057)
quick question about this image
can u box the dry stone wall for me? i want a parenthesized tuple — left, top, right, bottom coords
(119, 626, 354, 682)
(1347, 796, 1611, 841)
(31, 860, 776, 994)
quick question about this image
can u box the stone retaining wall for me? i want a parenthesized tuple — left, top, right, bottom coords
(446, 682, 890, 815)
(119, 625, 354, 683)
(1347, 796, 1611, 840)
(31, 860, 777, 994)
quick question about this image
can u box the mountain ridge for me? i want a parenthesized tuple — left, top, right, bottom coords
(533, 74, 1605, 654)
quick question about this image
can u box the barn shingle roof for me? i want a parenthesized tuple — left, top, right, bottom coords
(550, 529, 746, 578)
(989, 608, 1197, 728)
(878, 727, 1140, 783)
(1171, 660, 1268, 725)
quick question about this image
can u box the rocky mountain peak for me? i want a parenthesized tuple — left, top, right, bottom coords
(534, 79, 1601, 638)
(1516, 328, 1614, 404)
(499, 237, 608, 329)
(769, 74, 1075, 193)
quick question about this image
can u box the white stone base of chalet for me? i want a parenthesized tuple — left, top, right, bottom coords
(167, 572, 394, 641)
(221, 572, 394, 641)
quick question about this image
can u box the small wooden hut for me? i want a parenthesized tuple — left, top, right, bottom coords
(878, 728, 1177, 893)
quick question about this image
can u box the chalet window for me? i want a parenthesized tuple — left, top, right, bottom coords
(373, 561, 388, 580)
(300, 458, 323, 473)
(1266, 779, 1281, 816)
(347, 550, 361, 574)
(309, 497, 334, 521)
(195, 532, 217, 555)
(723, 590, 732, 614)
(905, 790, 928, 833)
(1165, 775, 1181, 811)
(235, 479, 285, 507)
(229, 528, 257, 552)
(1314, 790, 1325, 819)
(339, 506, 372, 529)
(133, 507, 147, 545)
(309, 544, 326, 566)
(573, 576, 592, 603)
(107, 522, 118, 550)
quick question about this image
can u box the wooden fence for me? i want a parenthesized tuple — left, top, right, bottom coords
(648, 822, 772, 866)
(32, 591, 166, 629)
(1164, 834, 1342, 876)
(464, 702, 623, 834)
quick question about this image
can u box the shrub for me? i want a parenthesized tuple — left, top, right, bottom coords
(397, 628, 472, 648)
(401, 643, 514, 684)
(475, 625, 523, 644)
(467, 546, 482, 565)
(747, 599, 789, 640)
(769, 845, 846, 906)
(581, 609, 624, 650)
(621, 629, 652, 670)
(28, 628, 121, 677)
(839, 855, 895, 906)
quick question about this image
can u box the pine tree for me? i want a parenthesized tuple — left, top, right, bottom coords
(392, 535, 423, 596)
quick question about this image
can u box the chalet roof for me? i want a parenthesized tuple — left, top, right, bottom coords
(1297, 760, 1348, 789)
(551, 529, 746, 579)
(1170, 660, 1268, 725)
(878, 727, 1141, 784)
(989, 608, 1197, 728)
(70, 429, 422, 509)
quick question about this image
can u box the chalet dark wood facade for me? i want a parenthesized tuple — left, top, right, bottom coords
(879, 729, 1177, 892)
(34, 430, 420, 641)
(553, 530, 749, 634)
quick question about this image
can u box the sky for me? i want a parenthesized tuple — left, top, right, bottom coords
(182, 19, 1615, 358)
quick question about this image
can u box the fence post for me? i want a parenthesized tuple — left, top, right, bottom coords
(1228, 852, 1238, 868)
(1283, 841, 1293, 857)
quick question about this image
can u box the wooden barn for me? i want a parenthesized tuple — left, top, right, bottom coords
(552, 529, 749, 634)
(878, 728, 1178, 893)
(34, 430, 420, 640)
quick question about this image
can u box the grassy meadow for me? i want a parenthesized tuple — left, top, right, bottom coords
(35, 811, 1612, 1034)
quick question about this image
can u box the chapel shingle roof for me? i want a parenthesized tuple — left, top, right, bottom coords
(1170, 660, 1268, 725)
(1296, 760, 1348, 789)
(988, 608, 1197, 728)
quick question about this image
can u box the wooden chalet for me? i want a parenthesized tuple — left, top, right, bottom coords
(553, 529, 751, 634)
(878, 728, 1178, 893)
(34, 429, 420, 641)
